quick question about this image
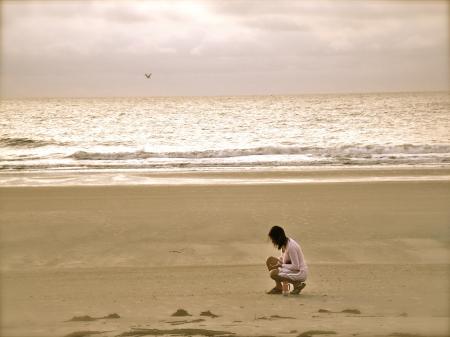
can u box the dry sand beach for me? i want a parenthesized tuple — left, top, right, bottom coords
(1, 168, 449, 337)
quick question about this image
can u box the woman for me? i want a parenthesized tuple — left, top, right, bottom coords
(266, 225, 308, 295)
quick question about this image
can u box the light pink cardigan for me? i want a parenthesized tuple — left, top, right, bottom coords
(278, 238, 308, 281)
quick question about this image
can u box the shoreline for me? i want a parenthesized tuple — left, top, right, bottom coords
(1, 165, 449, 186)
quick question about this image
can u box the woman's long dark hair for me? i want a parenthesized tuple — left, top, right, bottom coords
(268, 225, 288, 250)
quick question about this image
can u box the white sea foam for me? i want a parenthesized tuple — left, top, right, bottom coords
(67, 144, 450, 161)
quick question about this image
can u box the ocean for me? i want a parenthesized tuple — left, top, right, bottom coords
(1, 92, 449, 173)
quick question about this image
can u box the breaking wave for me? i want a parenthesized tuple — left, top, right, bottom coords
(68, 144, 450, 161)
(0, 137, 59, 148)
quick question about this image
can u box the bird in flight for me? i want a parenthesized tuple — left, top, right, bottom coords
(145, 73, 152, 79)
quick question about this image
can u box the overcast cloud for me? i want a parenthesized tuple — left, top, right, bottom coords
(1, 0, 448, 97)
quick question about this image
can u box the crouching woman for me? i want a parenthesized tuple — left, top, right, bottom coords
(266, 225, 308, 295)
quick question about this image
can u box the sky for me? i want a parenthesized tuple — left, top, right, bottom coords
(1, 0, 448, 97)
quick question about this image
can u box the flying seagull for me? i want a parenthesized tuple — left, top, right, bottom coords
(145, 73, 152, 79)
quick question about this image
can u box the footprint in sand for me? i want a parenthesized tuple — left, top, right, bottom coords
(166, 309, 218, 325)
(297, 330, 337, 337)
(341, 309, 361, 314)
(167, 318, 205, 325)
(66, 313, 121, 322)
(115, 328, 233, 336)
(171, 309, 192, 317)
(63, 331, 108, 337)
(270, 314, 295, 319)
(200, 310, 219, 318)
(67, 315, 97, 322)
(317, 308, 361, 314)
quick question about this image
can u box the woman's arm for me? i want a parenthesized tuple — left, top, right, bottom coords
(281, 245, 300, 271)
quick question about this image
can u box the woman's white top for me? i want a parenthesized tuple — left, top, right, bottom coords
(278, 238, 308, 281)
